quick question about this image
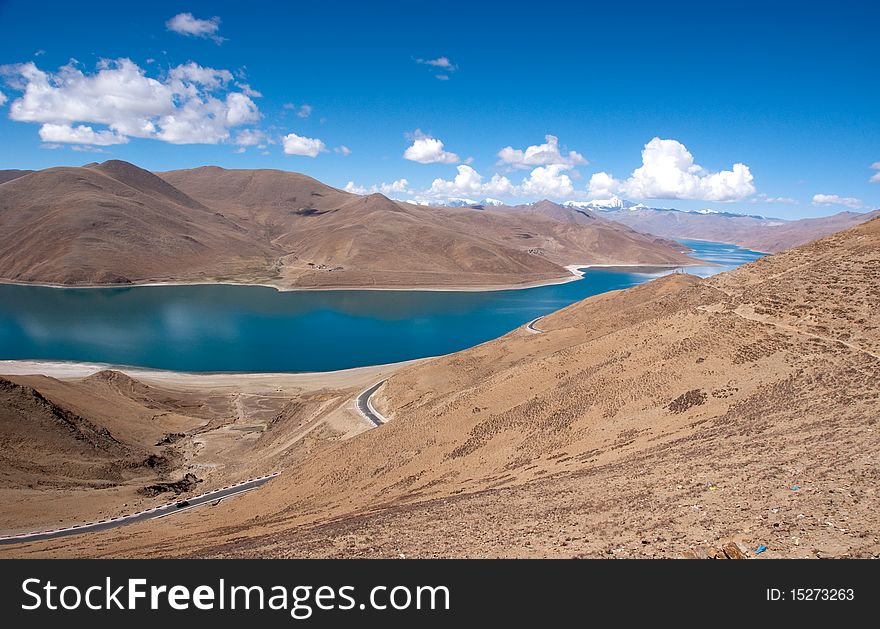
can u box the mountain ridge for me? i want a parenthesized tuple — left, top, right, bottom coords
(0, 160, 697, 288)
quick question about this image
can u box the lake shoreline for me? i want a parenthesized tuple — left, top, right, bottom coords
(0, 357, 427, 388)
(0, 262, 712, 294)
(0, 240, 761, 374)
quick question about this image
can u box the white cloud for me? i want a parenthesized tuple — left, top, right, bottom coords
(166, 13, 224, 44)
(283, 103, 312, 118)
(425, 165, 515, 199)
(588, 137, 756, 202)
(416, 57, 455, 70)
(754, 193, 797, 204)
(282, 132, 327, 157)
(870, 162, 880, 183)
(403, 131, 459, 164)
(1, 59, 260, 145)
(38, 123, 128, 145)
(225, 92, 259, 126)
(168, 62, 232, 88)
(0, 90, 6, 106)
(70, 144, 109, 153)
(497, 135, 587, 170)
(235, 83, 262, 98)
(234, 129, 266, 146)
(415, 57, 457, 80)
(520, 164, 574, 198)
(345, 179, 410, 196)
(586, 172, 618, 199)
(812, 194, 865, 209)
(335, 145, 351, 156)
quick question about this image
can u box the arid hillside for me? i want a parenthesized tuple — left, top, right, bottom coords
(0, 363, 403, 535)
(6, 217, 877, 559)
(159, 166, 698, 287)
(0, 161, 696, 289)
(0, 161, 276, 285)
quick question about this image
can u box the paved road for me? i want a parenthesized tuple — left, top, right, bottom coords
(0, 473, 279, 545)
(356, 380, 388, 426)
(525, 317, 545, 334)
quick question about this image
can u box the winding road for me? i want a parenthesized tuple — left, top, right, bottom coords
(525, 316, 545, 334)
(356, 380, 388, 426)
(0, 473, 279, 545)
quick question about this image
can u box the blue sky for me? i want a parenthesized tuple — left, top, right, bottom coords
(0, 0, 877, 218)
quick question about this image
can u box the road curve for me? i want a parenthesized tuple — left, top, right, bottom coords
(356, 380, 388, 426)
(0, 473, 279, 545)
(525, 316, 545, 334)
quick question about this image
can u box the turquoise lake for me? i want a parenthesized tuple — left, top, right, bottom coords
(0, 240, 764, 372)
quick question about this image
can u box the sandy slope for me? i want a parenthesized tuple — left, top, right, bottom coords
(3, 217, 877, 558)
(0, 360, 411, 536)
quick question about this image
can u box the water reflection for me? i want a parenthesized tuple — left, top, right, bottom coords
(0, 240, 764, 372)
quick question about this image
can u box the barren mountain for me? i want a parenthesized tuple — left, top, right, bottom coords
(597, 205, 880, 253)
(480, 199, 688, 254)
(7, 217, 877, 558)
(159, 166, 697, 287)
(0, 161, 697, 289)
(0, 161, 276, 285)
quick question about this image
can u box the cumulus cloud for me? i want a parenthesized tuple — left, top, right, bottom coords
(425, 165, 515, 199)
(1, 58, 260, 145)
(812, 194, 865, 209)
(586, 172, 618, 199)
(587, 138, 755, 202)
(870, 162, 880, 183)
(403, 131, 459, 164)
(39, 123, 129, 145)
(335, 145, 351, 156)
(344, 179, 410, 196)
(519, 164, 575, 198)
(0, 90, 6, 105)
(166, 13, 224, 44)
(497, 135, 587, 170)
(282, 132, 327, 157)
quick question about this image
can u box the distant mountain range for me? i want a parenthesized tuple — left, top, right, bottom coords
(0, 161, 695, 289)
(432, 195, 879, 253)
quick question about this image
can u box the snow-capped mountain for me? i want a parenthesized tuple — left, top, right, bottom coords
(563, 196, 632, 210)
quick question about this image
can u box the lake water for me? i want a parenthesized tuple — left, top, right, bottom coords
(0, 240, 764, 372)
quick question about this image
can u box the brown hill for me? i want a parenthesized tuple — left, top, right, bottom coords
(599, 205, 880, 253)
(0, 169, 32, 185)
(0, 161, 697, 289)
(0, 376, 138, 487)
(0, 161, 276, 285)
(159, 166, 697, 287)
(10, 218, 878, 558)
(477, 199, 689, 257)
